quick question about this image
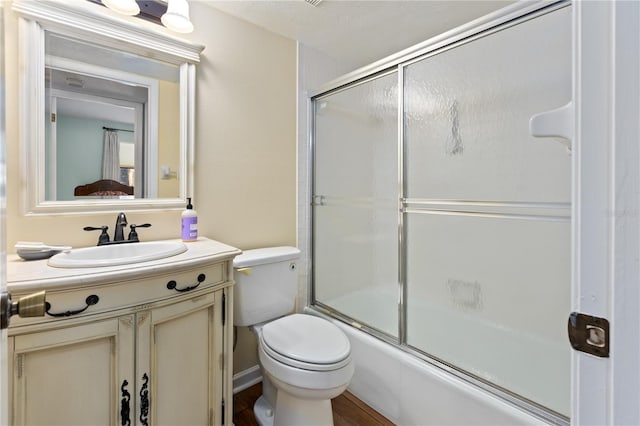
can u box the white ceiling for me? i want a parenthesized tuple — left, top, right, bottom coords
(204, 0, 511, 70)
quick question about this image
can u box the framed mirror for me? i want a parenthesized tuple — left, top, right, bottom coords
(13, 0, 204, 214)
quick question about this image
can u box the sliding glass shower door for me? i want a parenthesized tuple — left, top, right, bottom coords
(313, 71, 399, 337)
(403, 6, 571, 415)
(312, 3, 571, 418)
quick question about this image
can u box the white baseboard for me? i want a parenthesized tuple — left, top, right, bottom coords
(233, 365, 262, 394)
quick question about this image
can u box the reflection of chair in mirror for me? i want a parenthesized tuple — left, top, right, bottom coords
(74, 179, 134, 197)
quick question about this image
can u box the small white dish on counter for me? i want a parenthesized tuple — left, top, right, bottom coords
(15, 242, 72, 261)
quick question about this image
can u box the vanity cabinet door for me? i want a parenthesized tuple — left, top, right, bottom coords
(10, 315, 135, 426)
(137, 289, 224, 426)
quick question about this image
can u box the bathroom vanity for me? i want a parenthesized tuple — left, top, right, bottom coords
(5, 238, 240, 426)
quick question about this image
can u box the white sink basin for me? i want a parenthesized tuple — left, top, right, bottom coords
(48, 240, 188, 268)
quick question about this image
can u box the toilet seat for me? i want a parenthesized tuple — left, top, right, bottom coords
(260, 314, 351, 371)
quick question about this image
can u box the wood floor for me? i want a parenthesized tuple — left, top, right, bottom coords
(233, 383, 395, 426)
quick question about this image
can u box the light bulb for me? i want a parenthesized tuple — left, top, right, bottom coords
(161, 0, 194, 34)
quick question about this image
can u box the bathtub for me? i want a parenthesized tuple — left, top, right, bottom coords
(305, 307, 553, 426)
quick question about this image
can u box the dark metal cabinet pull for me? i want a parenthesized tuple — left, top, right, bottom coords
(45, 295, 99, 317)
(120, 380, 131, 426)
(166, 273, 206, 293)
(140, 373, 149, 426)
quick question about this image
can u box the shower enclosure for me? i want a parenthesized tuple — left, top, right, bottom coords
(311, 2, 571, 421)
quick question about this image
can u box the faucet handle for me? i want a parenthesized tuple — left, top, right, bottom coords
(128, 223, 152, 242)
(84, 226, 110, 246)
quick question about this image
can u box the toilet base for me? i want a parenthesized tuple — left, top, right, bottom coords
(253, 395, 275, 426)
(273, 389, 334, 426)
(253, 391, 335, 426)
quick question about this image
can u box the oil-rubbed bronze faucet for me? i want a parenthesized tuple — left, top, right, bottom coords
(84, 212, 152, 246)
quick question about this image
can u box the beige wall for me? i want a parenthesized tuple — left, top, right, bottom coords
(4, 3, 296, 373)
(186, 3, 297, 373)
(187, 2, 297, 374)
(188, 3, 297, 251)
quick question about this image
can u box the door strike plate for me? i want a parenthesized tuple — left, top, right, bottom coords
(567, 312, 609, 358)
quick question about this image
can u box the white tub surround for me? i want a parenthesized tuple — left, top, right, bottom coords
(308, 309, 549, 426)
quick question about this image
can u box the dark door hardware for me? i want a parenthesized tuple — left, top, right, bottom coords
(45, 295, 100, 317)
(568, 312, 610, 357)
(120, 380, 131, 426)
(166, 274, 206, 293)
(140, 373, 150, 426)
(222, 293, 226, 326)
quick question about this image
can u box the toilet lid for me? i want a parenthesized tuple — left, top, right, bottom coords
(261, 314, 351, 370)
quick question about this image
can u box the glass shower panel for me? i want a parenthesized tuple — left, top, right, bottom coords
(405, 213, 570, 415)
(313, 72, 398, 337)
(403, 6, 571, 417)
(404, 8, 571, 203)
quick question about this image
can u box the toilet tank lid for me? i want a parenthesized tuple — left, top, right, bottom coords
(233, 246, 300, 268)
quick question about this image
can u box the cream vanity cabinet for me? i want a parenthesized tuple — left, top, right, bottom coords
(6, 238, 240, 426)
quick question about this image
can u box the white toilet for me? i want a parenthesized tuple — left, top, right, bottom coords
(233, 247, 354, 426)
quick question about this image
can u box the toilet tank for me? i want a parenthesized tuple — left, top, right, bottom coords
(233, 246, 301, 327)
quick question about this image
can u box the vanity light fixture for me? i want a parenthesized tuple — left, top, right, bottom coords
(101, 0, 140, 16)
(96, 0, 194, 34)
(161, 0, 194, 34)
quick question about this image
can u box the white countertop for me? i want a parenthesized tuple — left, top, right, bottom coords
(7, 237, 242, 293)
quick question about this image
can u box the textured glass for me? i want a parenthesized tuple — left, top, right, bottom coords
(404, 7, 571, 417)
(404, 8, 571, 203)
(314, 204, 398, 336)
(405, 213, 570, 415)
(312, 5, 571, 417)
(313, 72, 399, 337)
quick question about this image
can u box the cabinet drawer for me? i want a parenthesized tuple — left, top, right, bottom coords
(9, 262, 228, 331)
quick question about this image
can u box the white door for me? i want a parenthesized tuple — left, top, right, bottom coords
(0, 144, 7, 419)
(532, 1, 640, 425)
(571, 1, 640, 424)
(1, 2, 8, 424)
(525, 1, 640, 423)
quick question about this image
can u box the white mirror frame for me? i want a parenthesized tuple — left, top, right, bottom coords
(12, 0, 204, 214)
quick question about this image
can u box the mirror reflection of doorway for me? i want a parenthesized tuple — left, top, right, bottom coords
(45, 89, 146, 200)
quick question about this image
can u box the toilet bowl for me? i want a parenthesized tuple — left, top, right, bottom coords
(233, 247, 354, 426)
(255, 314, 354, 425)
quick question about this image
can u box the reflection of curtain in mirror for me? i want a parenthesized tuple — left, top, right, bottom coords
(102, 130, 120, 181)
